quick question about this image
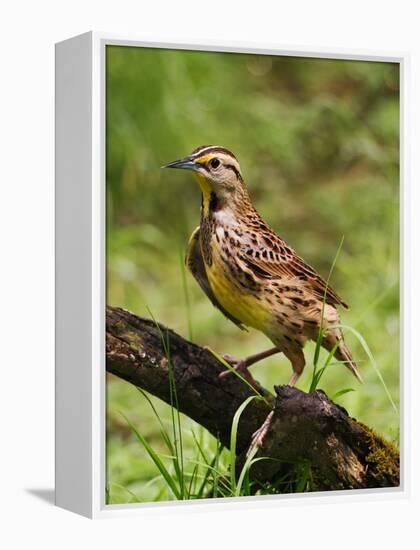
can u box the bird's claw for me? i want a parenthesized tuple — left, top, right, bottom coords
(219, 354, 250, 381)
(247, 411, 275, 457)
(221, 353, 238, 365)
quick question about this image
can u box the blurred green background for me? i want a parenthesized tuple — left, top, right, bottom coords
(106, 46, 399, 503)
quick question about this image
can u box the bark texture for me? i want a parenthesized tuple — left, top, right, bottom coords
(106, 305, 399, 491)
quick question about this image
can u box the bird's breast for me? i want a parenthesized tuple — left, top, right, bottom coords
(202, 227, 271, 331)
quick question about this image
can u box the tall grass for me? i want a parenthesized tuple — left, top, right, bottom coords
(114, 380, 270, 501)
(308, 236, 345, 393)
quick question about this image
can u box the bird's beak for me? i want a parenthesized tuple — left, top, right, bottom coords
(162, 156, 199, 171)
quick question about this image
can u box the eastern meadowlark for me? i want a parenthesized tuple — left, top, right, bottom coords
(164, 145, 361, 387)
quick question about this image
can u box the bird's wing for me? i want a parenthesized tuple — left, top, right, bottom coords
(186, 227, 247, 330)
(239, 231, 348, 309)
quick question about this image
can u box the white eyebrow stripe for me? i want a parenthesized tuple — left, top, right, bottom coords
(190, 145, 226, 158)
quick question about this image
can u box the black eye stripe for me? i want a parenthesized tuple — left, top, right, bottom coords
(224, 163, 243, 181)
(197, 160, 242, 181)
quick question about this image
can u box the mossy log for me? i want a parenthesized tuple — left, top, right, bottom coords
(106, 305, 399, 492)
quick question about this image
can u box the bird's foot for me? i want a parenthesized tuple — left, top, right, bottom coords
(218, 354, 253, 382)
(247, 411, 275, 457)
(219, 353, 246, 372)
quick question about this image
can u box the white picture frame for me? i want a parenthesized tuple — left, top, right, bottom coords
(55, 31, 408, 518)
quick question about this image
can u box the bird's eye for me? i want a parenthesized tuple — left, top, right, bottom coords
(210, 158, 220, 169)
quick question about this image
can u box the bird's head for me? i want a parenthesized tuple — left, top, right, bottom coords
(163, 145, 246, 214)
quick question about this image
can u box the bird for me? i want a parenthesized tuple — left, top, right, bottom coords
(163, 145, 361, 388)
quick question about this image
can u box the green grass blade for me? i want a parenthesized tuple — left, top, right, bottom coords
(164, 330, 185, 498)
(309, 336, 342, 392)
(187, 463, 199, 499)
(213, 438, 221, 497)
(312, 327, 325, 370)
(235, 445, 259, 496)
(310, 236, 345, 390)
(236, 456, 272, 496)
(308, 365, 328, 393)
(122, 413, 182, 500)
(191, 430, 215, 497)
(145, 309, 186, 498)
(332, 388, 355, 400)
(136, 387, 176, 454)
(230, 395, 259, 493)
(295, 461, 312, 493)
(135, 386, 188, 498)
(333, 323, 399, 415)
(108, 482, 142, 503)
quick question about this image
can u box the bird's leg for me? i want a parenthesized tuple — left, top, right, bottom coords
(284, 347, 305, 387)
(248, 370, 300, 456)
(287, 371, 301, 387)
(247, 348, 305, 455)
(219, 347, 280, 380)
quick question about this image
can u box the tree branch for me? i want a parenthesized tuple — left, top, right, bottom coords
(106, 305, 399, 491)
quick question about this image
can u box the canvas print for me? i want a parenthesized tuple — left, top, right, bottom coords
(105, 46, 400, 504)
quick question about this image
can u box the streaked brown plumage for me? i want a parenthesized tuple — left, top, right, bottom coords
(164, 145, 361, 387)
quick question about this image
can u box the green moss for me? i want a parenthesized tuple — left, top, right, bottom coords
(363, 425, 400, 486)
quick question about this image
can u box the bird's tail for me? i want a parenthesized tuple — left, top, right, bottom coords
(334, 341, 363, 383)
(322, 328, 363, 383)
